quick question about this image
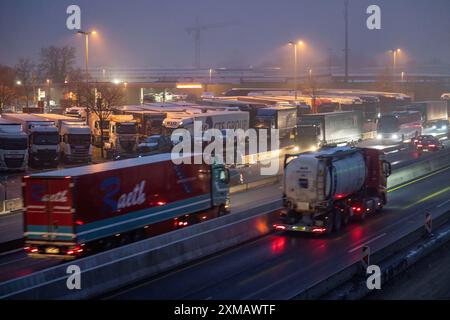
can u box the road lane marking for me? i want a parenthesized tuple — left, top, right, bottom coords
(348, 233, 386, 253)
(437, 199, 450, 208)
(0, 256, 28, 267)
(388, 165, 450, 193)
(403, 186, 450, 210)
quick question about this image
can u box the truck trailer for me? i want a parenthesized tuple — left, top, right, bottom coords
(407, 101, 448, 136)
(296, 111, 363, 152)
(23, 153, 230, 258)
(254, 106, 297, 140)
(274, 147, 391, 234)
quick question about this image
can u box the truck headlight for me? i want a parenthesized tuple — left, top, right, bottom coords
(442, 126, 447, 130)
(377, 134, 382, 140)
(392, 134, 398, 140)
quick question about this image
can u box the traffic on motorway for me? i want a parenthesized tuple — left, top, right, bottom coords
(2, 0, 450, 306)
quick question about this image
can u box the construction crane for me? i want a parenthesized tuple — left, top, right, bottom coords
(186, 18, 237, 69)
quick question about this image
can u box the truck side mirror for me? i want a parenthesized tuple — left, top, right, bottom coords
(383, 161, 392, 177)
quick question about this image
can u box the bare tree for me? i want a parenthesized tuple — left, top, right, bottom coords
(0, 65, 17, 113)
(38, 46, 76, 83)
(15, 58, 36, 107)
(78, 83, 124, 157)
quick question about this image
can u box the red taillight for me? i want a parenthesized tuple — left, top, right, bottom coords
(25, 246, 39, 253)
(352, 206, 362, 213)
(429, 144, 436, 148)
(312, 227, 327, 233)
(417, 144, 423, 148)
(273, 224, 286, 230)
(67, 246, 83, 255)
(177, 221, 188, 227)
(75, 220, 84, 226)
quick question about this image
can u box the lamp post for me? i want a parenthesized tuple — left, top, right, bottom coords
(389, 48, 401, 89)
(288, 40, 304, 100)
(77, 30, 97, 83)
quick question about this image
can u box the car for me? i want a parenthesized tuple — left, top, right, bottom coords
(414, 135, 444, 152)
(137, 135, 173, 154)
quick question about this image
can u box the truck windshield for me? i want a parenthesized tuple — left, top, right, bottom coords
(68, 134, 91, 145)
(378, 116, 399, 133)
(0, 137, 28, 150)
(254, 118, 274, 129)
(116, 123, 137, 134)
(33, 133, 59, 145)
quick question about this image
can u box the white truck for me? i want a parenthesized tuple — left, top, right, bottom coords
(162, 110, 249, 136)
(104, 115, 139, 157)
(2, 114, 59, 168)
(88, 112, 111, 147)
(34, 114, 92, 163)
(0, 118, 28, 171)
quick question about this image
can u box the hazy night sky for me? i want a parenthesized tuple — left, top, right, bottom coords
(1, 0, 450, 70)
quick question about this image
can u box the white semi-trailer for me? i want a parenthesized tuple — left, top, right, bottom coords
(274, 147, 391, 234)
(0, 118, 28, 171)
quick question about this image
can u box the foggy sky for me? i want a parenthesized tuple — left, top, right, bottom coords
(1, 0, 450, 69)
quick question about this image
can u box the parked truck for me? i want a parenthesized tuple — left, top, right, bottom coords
(162, 110, 249, 136)
(104, 115, 139, 157)
(23, 153, 230, 258)
(254, 106, 297, 140)
(2, 113, 59, 168)
(88, 112, 111, 147)
(34, 114, 92, 163)
(296, 111, 363, 152)
(0, 118, 28, 171)
(273, 147, 391, 234)
(406, 101, 449, 136)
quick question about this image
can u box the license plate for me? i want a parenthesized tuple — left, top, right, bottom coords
(423, 149, 428, 152)
(45, 247, 60, 254)
(293, 226, 306, 231)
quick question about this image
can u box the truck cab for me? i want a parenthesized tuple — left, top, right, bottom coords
(28, 124, 60, 168)
(1, 114, 60, 168)
(59, 121, 92, 163)
(33, 114, 92, 164)
(88, 112, 111, 147)
(105, 115, 139, 156)
(0, 119, 28, 171)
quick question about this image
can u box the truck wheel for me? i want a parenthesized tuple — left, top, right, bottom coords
(324, 211, 335, 234)
(218, 205, 228, 217)
(334, 211, 342, 232)
(359, 210, 367, 222)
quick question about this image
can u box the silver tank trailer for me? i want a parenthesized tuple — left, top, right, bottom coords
(284, 147, 367, 213)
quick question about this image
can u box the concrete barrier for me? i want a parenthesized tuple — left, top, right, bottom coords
(0, 199, 282, 299)
(388, 149, 450, 188)
(303, 206, 450, 300)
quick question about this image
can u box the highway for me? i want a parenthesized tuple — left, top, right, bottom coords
(0, 139, 448, 288)
(106, 166, 450, 299)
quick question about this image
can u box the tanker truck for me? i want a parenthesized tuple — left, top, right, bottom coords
(273, 147, 391, 234)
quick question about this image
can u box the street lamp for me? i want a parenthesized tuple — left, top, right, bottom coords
(288, 40, 304, 100)
(16, 80, 22, 86)
(77, 30, 97, 83)
(389, 48, 401, 83)
(46, 79, 51, 112)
